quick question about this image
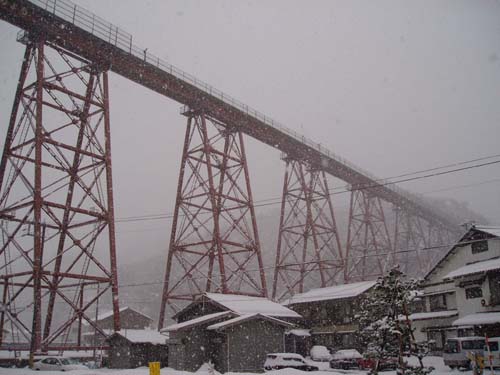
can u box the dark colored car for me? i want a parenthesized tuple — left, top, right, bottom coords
(264, 353, 319, 372)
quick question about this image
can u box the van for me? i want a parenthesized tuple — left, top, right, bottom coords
(443, 337, 485, 369)
(485, 337, 500, 369)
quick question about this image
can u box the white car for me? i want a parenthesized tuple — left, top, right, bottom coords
(264, 353, 319, 371)
(33, 357, 88, 371)
(310, 345, 332, 361)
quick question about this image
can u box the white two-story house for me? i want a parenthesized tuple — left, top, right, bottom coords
(409, 225, 500, 350)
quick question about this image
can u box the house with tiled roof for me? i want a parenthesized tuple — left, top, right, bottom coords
(409, 224, 500, 351)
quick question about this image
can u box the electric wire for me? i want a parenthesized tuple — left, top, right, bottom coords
(114, 156, 500, 223)
(39, 236, 499, 293)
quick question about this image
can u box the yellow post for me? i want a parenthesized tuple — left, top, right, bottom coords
(149, 361, 160, 375)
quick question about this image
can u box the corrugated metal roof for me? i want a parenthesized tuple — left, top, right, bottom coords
(444, 257, 500, 279)
(206, 313, 293, 331)
(205, 293, 301, 318)
(284, 280, 376, 305)
(474, 226, 500, 238)
(406, 310, 458, 321)
(161, 311, 233, 332)
(453, 312, 500, 326)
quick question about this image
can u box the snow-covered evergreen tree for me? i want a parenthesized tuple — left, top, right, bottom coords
(356, 266, 433, 375)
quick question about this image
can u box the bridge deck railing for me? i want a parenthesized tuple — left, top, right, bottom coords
(27, 0, 444, 220)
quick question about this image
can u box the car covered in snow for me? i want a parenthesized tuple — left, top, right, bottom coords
(32, 356, 88, 371)
(310, 345, 331, 361)
(330, 349, 363, 369)
(264, 353, 319, 372)
(358, 356, 399, 371)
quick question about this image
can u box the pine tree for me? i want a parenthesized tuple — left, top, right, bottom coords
(356, 267, 433, 375)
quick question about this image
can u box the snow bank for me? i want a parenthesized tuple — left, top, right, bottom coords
(0, 356, 473, 375)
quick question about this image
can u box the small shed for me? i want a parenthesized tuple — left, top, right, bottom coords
(105, 329, 168, 369)
(162, 293, 301, 373)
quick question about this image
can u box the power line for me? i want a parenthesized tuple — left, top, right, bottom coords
(8, 236, 499, 311)
(115, 156, 500, 224)
(114, 176, 500, 234)
(114, 236, 497, 290)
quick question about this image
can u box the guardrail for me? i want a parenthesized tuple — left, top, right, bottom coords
(26, 0, 453, 225)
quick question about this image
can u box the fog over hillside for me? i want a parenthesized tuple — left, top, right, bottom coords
(114, 195, 487, 325)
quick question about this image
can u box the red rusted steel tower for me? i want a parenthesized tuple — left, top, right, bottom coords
(344, 189, 393, 282)
(272, 158, 344, 300)
(0, 35, 120, 353)
(158, 109, 267, 329)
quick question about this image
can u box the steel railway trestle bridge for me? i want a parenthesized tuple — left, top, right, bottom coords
(0, 0, 461, 356)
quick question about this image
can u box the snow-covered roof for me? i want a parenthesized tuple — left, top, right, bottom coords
(444, 258, 500, 279)
(286, 329, 311, 337)
(284, 280, 376, 305)
(113, 329, 167, 344)
(424, 225, 499, 282)
(405, 310, 458, 321)
(205, 293, 301, 318)
(207, 313, 293, 331)
(421, 289, 455, 297)
(474, 225, 500, 238)
(161, 311, 233, 332)
(93, 306, 153, 322)
(453, 312, 500, 327)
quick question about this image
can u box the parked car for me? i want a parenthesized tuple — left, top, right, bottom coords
(359, 356, 398, 371)
(33, 357, 88, 371)
(264, 353, 319, 372)
(330, 349, 363, 369)
(443, 336, 485, 369)
(310, 345, 331, 361)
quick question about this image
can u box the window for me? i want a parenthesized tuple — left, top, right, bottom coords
(429, 294, 447, 311)
(340, 333, 356, 347)
(489, 272, 500, 306)
(471, 240, 488, 254)
(462, 340, 485, 350)
(342, 303, 352, 323)
(465, 287, 483, 299)
(444, 340, 459, 353)
(411, 298, 426, 313)
(428, 331, 445, 349)
(486, 342, 499, 351)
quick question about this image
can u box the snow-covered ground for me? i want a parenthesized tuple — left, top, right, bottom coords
(0, 356, 489, 375)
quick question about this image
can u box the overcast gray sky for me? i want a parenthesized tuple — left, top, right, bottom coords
(0, 0, 499, 265)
